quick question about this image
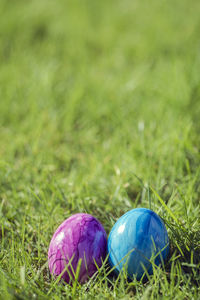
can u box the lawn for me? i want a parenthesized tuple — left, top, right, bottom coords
(0, 0, 200, 299)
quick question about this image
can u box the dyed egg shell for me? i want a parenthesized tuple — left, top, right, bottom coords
(107, 208, 169, 280)
(48, 213, 107, 284)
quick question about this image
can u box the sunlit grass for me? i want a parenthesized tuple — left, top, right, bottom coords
(0, 0, 200, 298)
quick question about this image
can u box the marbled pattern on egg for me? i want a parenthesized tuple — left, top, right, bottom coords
(107, 208, 169, 280)
(48, 213, 107, 284)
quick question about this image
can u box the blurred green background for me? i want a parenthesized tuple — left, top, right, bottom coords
(0, 0, 200, 298)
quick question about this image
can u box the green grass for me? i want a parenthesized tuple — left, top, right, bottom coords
(0, 0, 200, 298)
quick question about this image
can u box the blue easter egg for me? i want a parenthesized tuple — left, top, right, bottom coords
(107, 208, 169, 280)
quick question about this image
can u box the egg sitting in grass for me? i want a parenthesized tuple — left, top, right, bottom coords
(48, 213, 107, 284)
(107, 208, 169, 280)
